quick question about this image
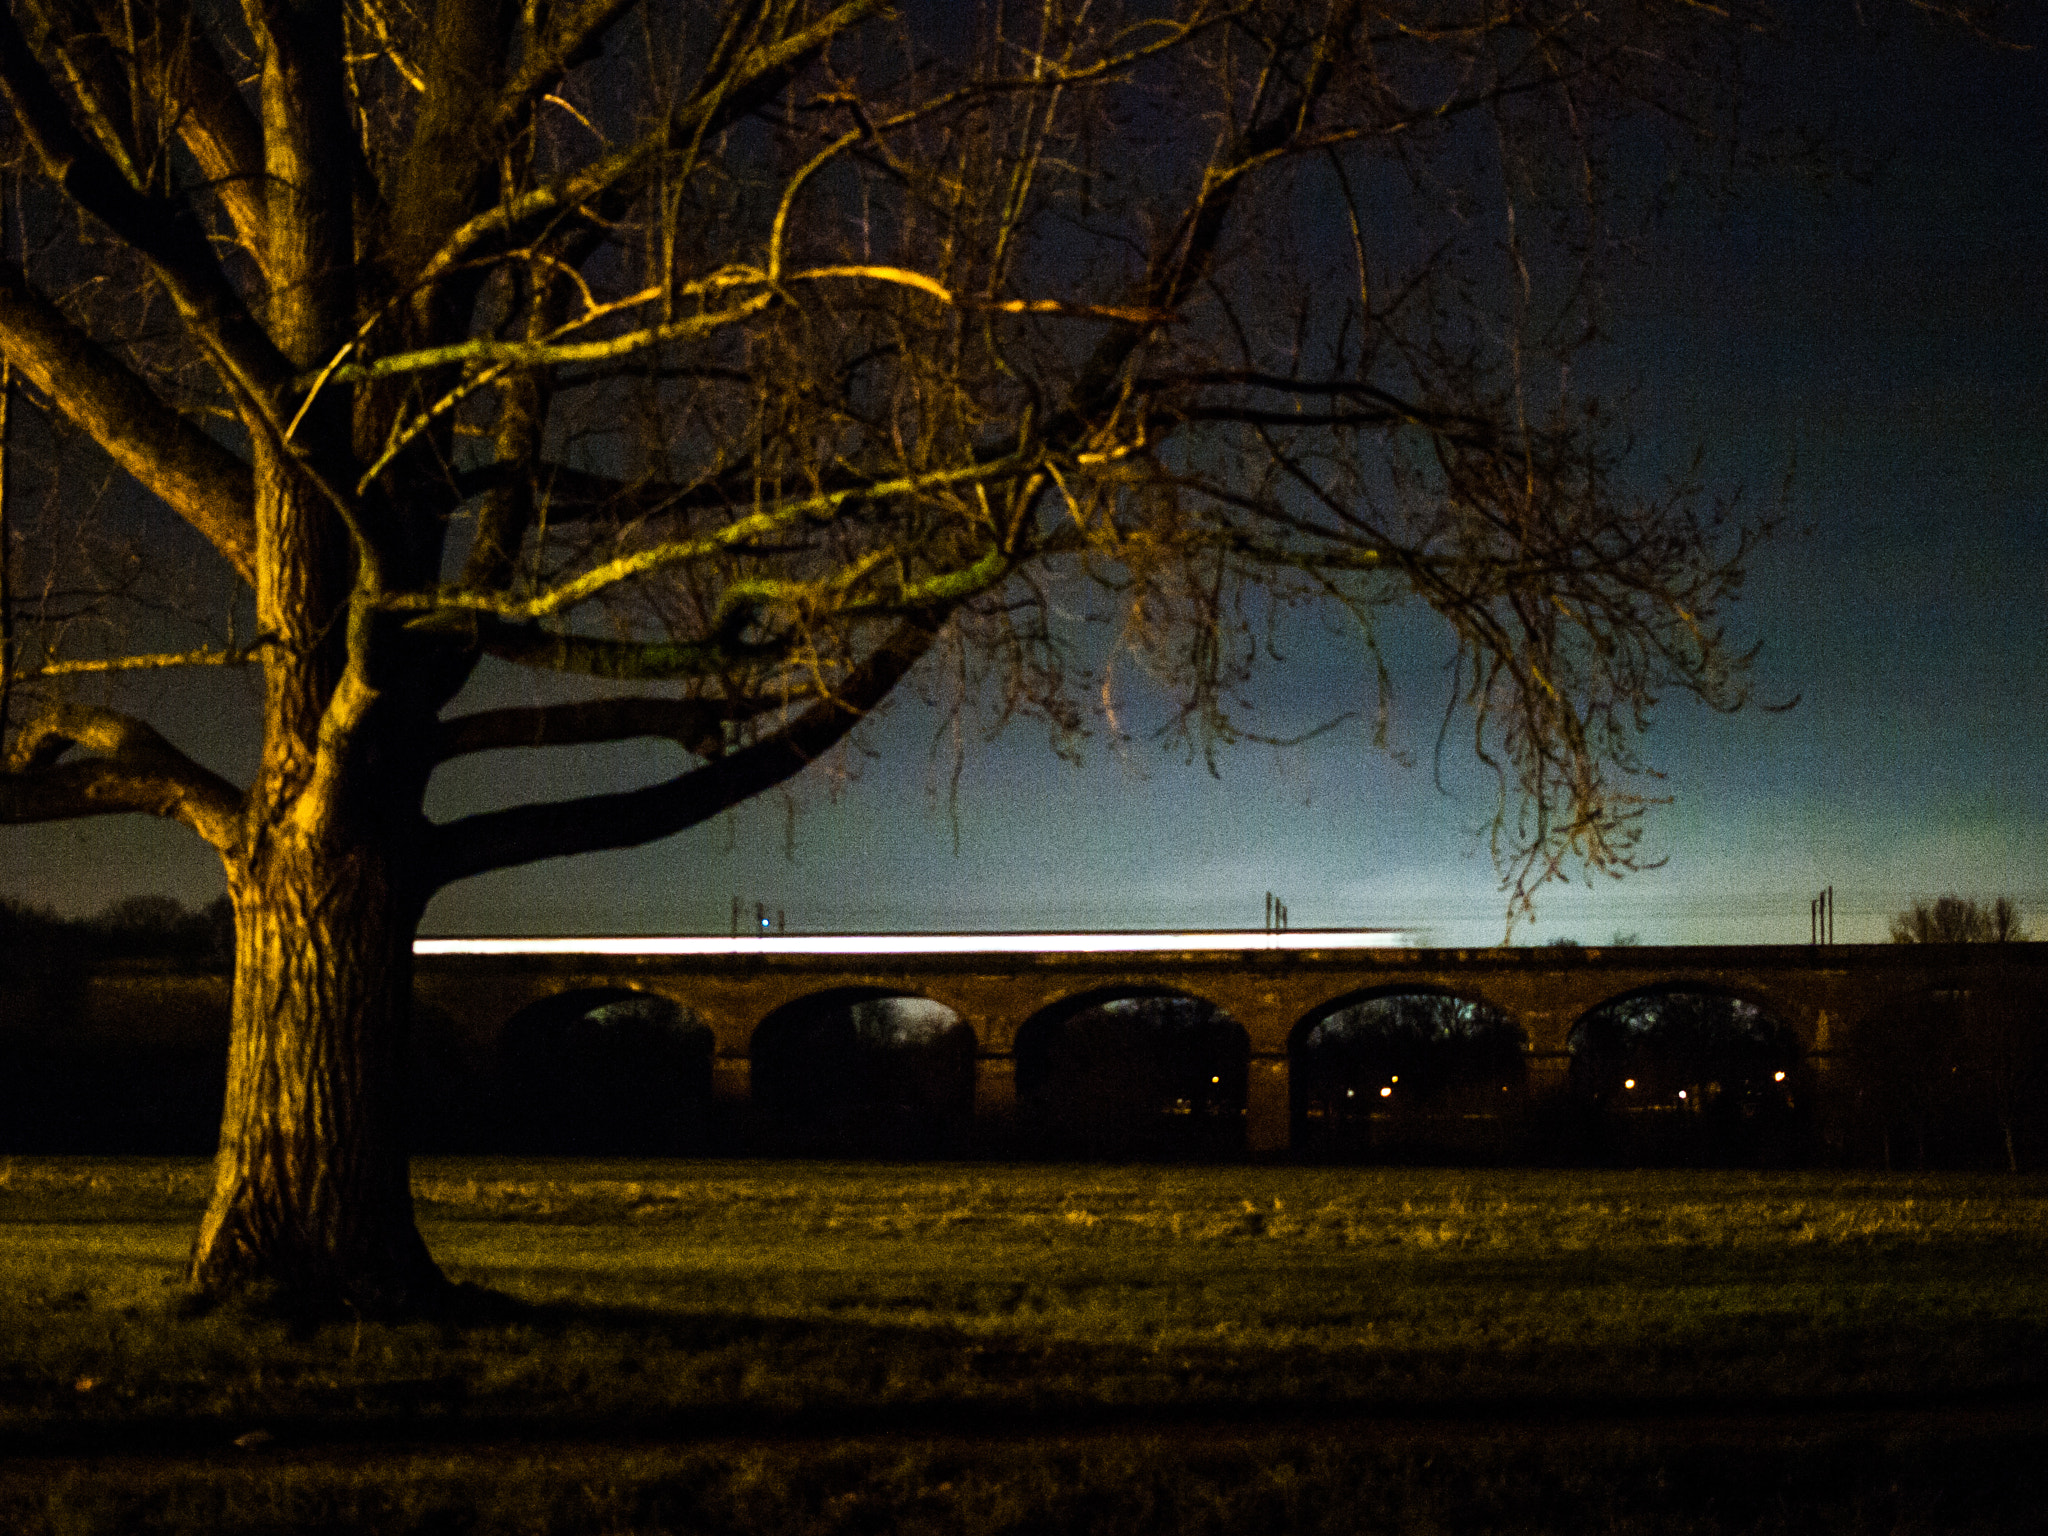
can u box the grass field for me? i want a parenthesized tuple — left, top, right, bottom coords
(3, 1159, 2046, 1533)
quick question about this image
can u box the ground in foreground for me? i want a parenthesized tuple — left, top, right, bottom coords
(1, 1160, 2044, 1533)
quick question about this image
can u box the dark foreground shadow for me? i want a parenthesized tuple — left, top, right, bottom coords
(11, 1285, 2048, 1463)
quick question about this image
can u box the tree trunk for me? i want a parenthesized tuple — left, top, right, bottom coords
(187, 829, 444, 1313)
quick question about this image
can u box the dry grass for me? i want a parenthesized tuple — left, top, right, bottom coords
(2, 1159, 2046, 1532)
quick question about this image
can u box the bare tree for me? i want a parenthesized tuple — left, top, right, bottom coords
(1889, 896, 2028, 944)
(0, 0, 1807, 1308)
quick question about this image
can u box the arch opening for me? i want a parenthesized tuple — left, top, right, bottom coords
(496, 988, 713, 1154)
(1567, 988, 1806, 1166)
(1014, 990, 1248, 1159)
(749, 990, 975, 1156)
(1291, 990, 1528, 1163)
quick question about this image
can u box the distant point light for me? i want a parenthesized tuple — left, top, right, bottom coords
(1211, 1076, 1220, 1084)
(1379, 1086, 1393, 1098)
(1678, 1090, 1688, 1100)
(1624, 1078, 1636, 1090)
(1774, 1070, 1787, 1082)
(1346, 1089, 1355, 1098)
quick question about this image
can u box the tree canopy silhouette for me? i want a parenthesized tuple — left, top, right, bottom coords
(0, 0, 1812, 1307)
(1890, 896, 2028, 944)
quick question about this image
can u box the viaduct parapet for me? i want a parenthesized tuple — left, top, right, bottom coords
(409, 937, 2046, 1057)
(62, 938, 2044, 1155)
(400, 937, 2046, 1151)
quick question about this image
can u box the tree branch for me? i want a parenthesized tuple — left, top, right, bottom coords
(1136, 371, 1495, 439)
(16, 0, 144, 184)
(467, 614, 780, 682)
(449, 442, 907, 527)
(0, 701, 242, 847)
(0, 258, 257, 583)
(1051, 3, 1368, 443)
(428, 615, 935, 885)
(416, 0, 887, 291)
(433, 693, 768, 763)
(331, 284, 774, 383)
(382, 0, 521, 292)
(85, 0, 270, 272)
(0, 5, 294, 405)
(20, 641, 271, 678)
(483, 0, 640, 146)
(385, 447, 1033, 623)
(322, 267, 1169, 385)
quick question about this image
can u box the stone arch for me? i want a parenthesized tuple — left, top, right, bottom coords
(496, 987, 713, 1154)
(749, 988, 976, 1155)
(1013, 986, 1249, 1158)
(1565, 982, 1806, 1166)
(1288, 985, 1529, 1162)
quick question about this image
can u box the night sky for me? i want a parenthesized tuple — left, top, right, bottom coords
(2, 14, 2043, 947)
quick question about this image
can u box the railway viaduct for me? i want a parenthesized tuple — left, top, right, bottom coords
(398, 936, 2048, 1151)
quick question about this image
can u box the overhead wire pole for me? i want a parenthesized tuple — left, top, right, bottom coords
(1811, 885, 1835, 946)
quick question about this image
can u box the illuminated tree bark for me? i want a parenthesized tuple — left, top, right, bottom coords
(192, 835, 437, 1304)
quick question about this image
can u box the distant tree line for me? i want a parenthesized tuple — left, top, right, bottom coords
(1888, 895, 2028, 945)
(0, 893, 234, 1153)
(0, 892, 232, 1105)
(0, 892, 233, 968)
